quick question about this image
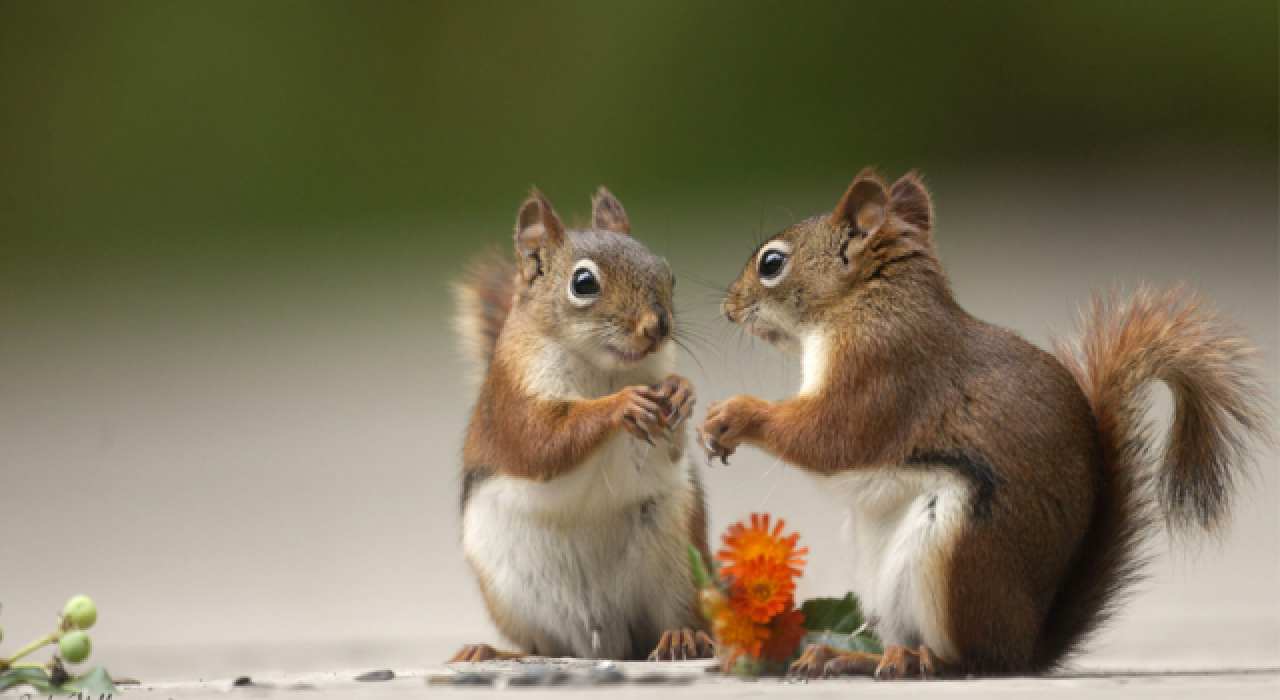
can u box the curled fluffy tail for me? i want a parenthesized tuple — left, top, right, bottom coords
(1060, 286, 1271, 531)
(453, 248, 516, 384)
(1039, 286, 1273, 668)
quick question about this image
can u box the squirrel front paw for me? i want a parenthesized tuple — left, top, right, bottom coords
(697, 395, 766, 465)
(617, 385, 669, 445)
(654, 375, 696, 431)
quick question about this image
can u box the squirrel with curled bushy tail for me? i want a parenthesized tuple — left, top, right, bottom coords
(449, 187, 714, 663)
(698, 168, 1273, 679)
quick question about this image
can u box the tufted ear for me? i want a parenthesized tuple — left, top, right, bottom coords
(831, 167, 889, 237)
(889, 170, 933, 236)
(591, 186, 631, 235)
(514, 187, 566, 280)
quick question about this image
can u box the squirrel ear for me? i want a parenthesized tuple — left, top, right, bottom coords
(591, 186, 631, 235)
(830, 167, 889, 237)
(514, 187, 566, 278)
(890, 171, 933, 235)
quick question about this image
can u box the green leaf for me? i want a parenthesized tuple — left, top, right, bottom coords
(1, 665, 119, 695)
(800, 593, 864, 635)
(801, 630, 883, 655)
(59, 666, 118, 695)
(795, 592, 883, 659)
(0, 667, 55, 693)
(687, 543, 713, 590)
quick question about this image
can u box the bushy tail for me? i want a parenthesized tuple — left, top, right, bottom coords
(1038, 286, 1273, 669)
(453, 248, 516, 384)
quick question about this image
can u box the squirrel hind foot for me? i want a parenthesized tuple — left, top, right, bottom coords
(872, 644, 957, 681)
(446, 644, 526, 663)
(647, 629, 714, 662)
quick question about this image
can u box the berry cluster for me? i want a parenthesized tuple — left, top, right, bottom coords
(0, 596, 112, 693)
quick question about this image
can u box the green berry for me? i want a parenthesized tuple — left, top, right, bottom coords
(62, 596, 97, 630)
(59, 630, 91, 663)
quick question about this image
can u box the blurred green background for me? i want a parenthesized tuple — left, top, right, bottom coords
(1, 0, 1274, 261)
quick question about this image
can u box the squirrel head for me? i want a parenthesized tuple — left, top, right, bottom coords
(511, 186, 675, 370)
(721, 168, 944, 353)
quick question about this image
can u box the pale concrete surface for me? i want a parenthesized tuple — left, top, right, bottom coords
(1, 164, 1276, 697)
(5, 659, 1278, 699)
(7, 661, 1276, 699)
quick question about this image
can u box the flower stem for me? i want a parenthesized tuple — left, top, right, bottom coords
(6, 661, 51, 670)
(4, 632, 58, 666)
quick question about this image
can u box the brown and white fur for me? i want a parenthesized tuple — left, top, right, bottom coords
(451, 187, 714, 663)
(698, 168, 1272, 679)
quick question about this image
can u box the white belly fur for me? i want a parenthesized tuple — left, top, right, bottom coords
(819, 468, 970, 660)
(461, 340, 698, 659)
(462, 439, 697, 658)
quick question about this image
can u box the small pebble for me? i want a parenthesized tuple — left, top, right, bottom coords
(355, 670, 395, 682)
(630, 672, 694, 685)
(501, 666, 568, 687)
(571, 667, 625, 685)
(438, 672, 497, 686)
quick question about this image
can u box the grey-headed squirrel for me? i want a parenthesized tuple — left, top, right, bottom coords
(451, 187, 713, 662)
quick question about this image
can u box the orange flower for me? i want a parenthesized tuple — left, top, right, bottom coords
(717, 513, 807, 581)
(758, 604, 807, 663)
(729, 556, 796, 622)
(710, 513, 811, 672)
(714, 606, 765, 670)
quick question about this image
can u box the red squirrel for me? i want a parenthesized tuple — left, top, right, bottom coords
(450, 187, 714, 663)
(697, 168, 1273, 679)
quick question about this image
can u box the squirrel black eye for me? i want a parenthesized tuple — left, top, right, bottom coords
(759, 251, 787, 278)
(573, 269, 600, 296)
(568, 260, 603, 306)
(756, 242, 792, 287)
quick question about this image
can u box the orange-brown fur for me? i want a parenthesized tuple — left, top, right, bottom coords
(701, 168, 1272, 677)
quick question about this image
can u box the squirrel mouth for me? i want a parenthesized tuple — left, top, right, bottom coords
(761, 329, 790, 345)
(745, 318, 799, 351)
(606, 342, 659, 364)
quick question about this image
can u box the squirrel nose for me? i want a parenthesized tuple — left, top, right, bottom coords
(639, 308, 670, 342)
(721, 298, 738, 322)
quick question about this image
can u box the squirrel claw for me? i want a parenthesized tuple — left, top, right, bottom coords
(703, 437, 718, 466)
(701, 435, 732, 466)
